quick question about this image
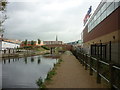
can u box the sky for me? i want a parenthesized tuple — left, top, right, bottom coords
(4, 0, 101, 43)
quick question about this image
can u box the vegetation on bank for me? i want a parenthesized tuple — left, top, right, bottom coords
(41, 46, 50, 50)
(36, 59, 63, 88)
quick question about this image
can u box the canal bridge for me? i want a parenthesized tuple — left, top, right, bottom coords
(44, 44, 72, 54)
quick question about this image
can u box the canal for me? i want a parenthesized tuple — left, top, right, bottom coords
(1, 55, 58, 88)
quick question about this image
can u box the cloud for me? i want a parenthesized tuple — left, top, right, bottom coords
(4, 0, 101, 43)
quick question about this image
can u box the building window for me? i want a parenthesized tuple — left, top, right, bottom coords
(101, 10, 107, 21)
(106, 2, 114, 16)
(87, 0, 119, 33)
(114, 2, 119, 9)
(106, 2, 112, 8)
(101, 3, 107, 13)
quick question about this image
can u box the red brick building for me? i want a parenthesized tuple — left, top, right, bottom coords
(82, 0, 120, 65)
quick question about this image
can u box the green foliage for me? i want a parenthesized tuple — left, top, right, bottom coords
(45, 59, 62, 81)
(36, 77, 43, 88)
(38, 39, 41, 44)
(24, 39, 27, 45)
(46, 69, 56, 81)
(31, 40, 34, 45)
(41, 46, 50, 50)
(58, 59, 63, 64)
(23, 46, 32, 49)
(36, 59, 63, 88)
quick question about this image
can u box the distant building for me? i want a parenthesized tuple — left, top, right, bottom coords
(20, 36, 63, 47)
(0, 38, 21, 50)
(43, 41, 63, 45)
(67, 40, 82, 46)
(43, 36, 63, 45)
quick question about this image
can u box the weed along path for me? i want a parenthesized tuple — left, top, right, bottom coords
(46, 51, 107, 88)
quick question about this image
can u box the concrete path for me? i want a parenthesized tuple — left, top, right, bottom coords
(46, 51, 108, 88)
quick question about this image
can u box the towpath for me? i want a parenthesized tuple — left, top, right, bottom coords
(46, 51, 108, 88)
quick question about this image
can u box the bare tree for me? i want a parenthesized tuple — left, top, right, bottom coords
(0, 0, 8, 37)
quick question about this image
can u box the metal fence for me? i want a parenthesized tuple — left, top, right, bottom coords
(71, 43, 120, 89)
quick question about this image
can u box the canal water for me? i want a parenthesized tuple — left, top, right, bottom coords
(1, 55, 58, 88)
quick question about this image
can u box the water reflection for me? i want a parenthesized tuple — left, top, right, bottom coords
(24, 57, 27, 64)
(31, 56, 34, 63)
(3, 59, 6, 64)
(3, 56, 43, 65)
(38, 57, 41, 64)
(2, 55, 58, 88)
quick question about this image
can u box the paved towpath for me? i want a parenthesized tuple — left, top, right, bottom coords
(46, 51, 108, 88)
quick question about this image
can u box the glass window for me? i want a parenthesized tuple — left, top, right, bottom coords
(96, 9, 101, 19)
(101, 3, 107, 13)
(115, 2, 119, 9)
(95, 19, 98, 27)
(98, 17, 100, 24)
(101, 13, 104, 21)
(106, 2, 112, 8)
(94, 15, 97, 21)
(93, 21, 95, 28)
(119, 1, 120, 6)
(106, 2, 114, 16)
(103, 10, 107, 20)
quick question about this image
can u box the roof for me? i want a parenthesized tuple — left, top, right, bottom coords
(0, 38, 21, 44)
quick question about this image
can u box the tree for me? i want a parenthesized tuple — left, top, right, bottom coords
(38, 39, 41, 44)
(24, 39, 27, 46)
(0, 0, 8, 33)
(31, 40, 34, 45)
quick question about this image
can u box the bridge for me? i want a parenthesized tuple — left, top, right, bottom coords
(43, 44, 72, 54)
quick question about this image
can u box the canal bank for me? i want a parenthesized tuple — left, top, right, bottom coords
(46, 51, 108, 88)
(1, 49, 50, 59)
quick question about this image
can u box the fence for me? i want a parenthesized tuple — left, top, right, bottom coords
(71, 42, 120, 89)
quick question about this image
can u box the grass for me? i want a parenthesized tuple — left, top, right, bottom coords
(45, 59, 63, 81)
(36, 59, 63, 88)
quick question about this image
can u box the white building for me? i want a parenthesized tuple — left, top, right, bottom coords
(0, 38, 21, 50)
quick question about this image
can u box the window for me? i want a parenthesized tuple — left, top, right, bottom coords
(106, 2, 114, 16)
(96, 10, 101, 19)
(101, 3, 107, 13)
(115, 2, 119, 9)
(106, 2, 112, 8)
(102, 10, 107, 20)
(94, 15, 97, 21)
(98, 17, 101, 24)
(101, 12, 104, 21)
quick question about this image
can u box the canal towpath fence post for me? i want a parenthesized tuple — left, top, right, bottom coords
(71, 40, 120, 89)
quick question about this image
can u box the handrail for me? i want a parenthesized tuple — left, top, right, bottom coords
(113, 65, 120, 70)
(99, 60, 109, 66)
(91, 57, 97, 61)
(91, 67, 97, 72)
(72, 50, 120, 89)
(99, 73, 109, 83)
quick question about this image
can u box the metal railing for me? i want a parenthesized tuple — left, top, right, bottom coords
(72, 49, 120, 89)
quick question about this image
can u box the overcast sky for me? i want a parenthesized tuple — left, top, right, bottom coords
(4, 0, 101, 43)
